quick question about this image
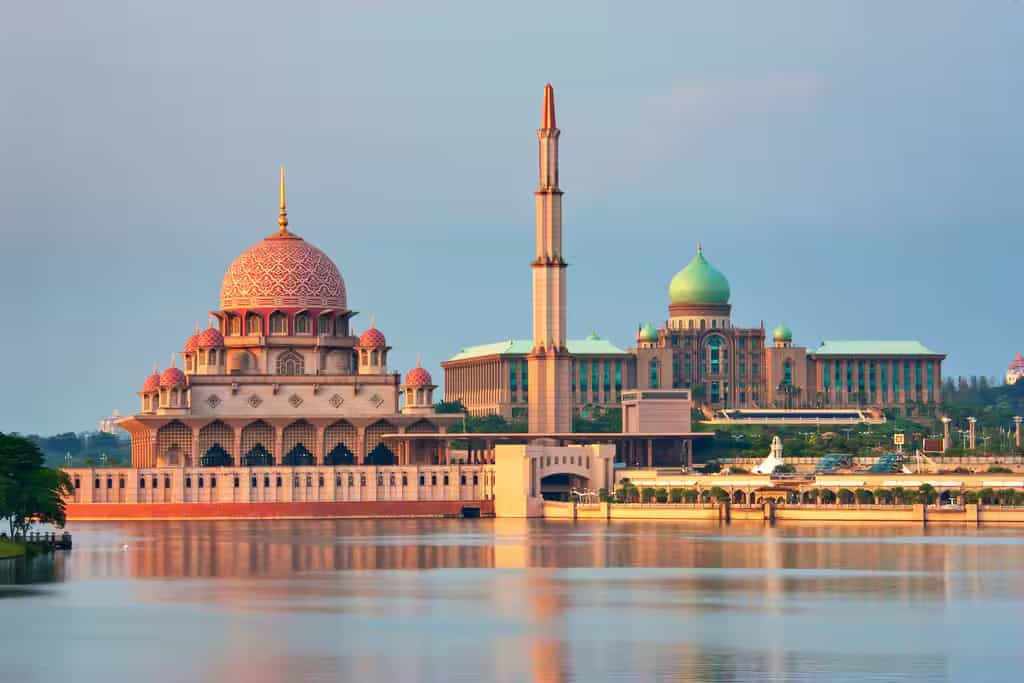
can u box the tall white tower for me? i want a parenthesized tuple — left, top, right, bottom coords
(528, 83, 572, 434)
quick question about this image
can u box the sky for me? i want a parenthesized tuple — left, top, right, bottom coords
(1, 1, 1021, 435)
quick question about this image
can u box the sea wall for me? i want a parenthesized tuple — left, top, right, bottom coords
(65, 499, 494, 521)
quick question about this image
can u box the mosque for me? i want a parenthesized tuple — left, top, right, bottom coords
(117, 169, 461, 470)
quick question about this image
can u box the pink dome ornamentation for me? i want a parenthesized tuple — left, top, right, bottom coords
(405, 366, 433, 387)
(197, 327, 225, 348)
(184, 334, 200, 353)
(142, 372, 161, 393)
(219, 234, 347, 311)
(159, 367, 188, 388)
(359, 326, 387, 348)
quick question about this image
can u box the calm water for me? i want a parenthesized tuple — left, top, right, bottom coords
(2, 520, 1023, 682)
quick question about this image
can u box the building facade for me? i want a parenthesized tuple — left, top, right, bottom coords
(764, 335, 946, 418)
(442, 336, 632, 419)
(117, 169, 459, 470)
(1008, 353, 1024, 386)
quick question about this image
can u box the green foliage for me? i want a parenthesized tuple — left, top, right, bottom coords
(855, 488, 874, 504)
(654, 487, 668, 503)
(873, 488, 892, 504)
(0, 539, 26, 559)
(987, 466, 1013, 474)
(448, 413, 527, 434)
(0, 433, 73, 537)
(598, 488, 609, 503)
(433, 400, 467, 414)
(837, 488, 856, 504)
(917, 484, 937, 505)
(641, 487, 657, 503)
(707, 486, 729, 502)
(964, 491, 980, 504)
(572, 407, 622, 433)
(772, 463, 796, 474)
(669, 489, 684, 503)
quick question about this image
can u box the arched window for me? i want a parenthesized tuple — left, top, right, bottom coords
(317, 315, 332, 336)
(230, 316, 241, 336)
(246, 313, 262, 336)
(207, 349, 218, 365)
(783, 359, 793, 386)
(269, 311, 287, 335)
(648, 360, 659, 388)
(294, 312, 311, 335)
(705, 335, 725, 375)
(276, 350, 305, 375)
(334, 317, 348, 337)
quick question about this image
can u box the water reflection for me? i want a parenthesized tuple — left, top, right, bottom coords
(1, 520, 1022, 681)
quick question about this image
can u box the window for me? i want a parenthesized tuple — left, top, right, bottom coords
(419, 474, 425, 486)
(648, 359, 659, 388)
(94, 478, 100, 489)
(119, 478, 125, 489)
(185, 477, 191, 489)
(198, 476, 204, 489)
(251, 476, 257, 488)
(318, 475, 324, 487)
(264, 475, 270, 487)
(276, 476, 282, 488)
(210, 476, 217, 488)
(306, 475, 312, 488)
(461, 474, 467, 485)
(230, 316, 242, 336)
(431, 474, 437, 486)
(402, 473, 408, 486)
(246, 314, 262, 336)
(360, 474, 366, 487)
(139, 479, 145, 489)
(269, 312, 288, 335)
(783, 360, 792, 387)
(276, 350, 305, 375)
(318, 315, 333, 336)
(443, 474, 449, 486)
(295, 312, 311, 335)
(472, 474, 478, 485)
(165, 477, 171, 489)
(348, 473, 354, 486)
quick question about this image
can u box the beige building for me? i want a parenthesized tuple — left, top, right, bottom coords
(442, 335, 631, 420)
(118, 169, 459, 469)
(763, 328, 946, 419)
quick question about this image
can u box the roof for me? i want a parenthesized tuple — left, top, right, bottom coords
(811, 340, 942, 357)
(447, 337, 628, 362)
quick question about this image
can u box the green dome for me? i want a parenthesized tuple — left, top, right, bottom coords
(668, 247, 731, 305)
(585, 330, 602, 341)
(637, 323, 658, 342)
(772, 323, 793, 342)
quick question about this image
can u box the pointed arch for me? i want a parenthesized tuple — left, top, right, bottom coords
(276, 349, 305, 376)
(324, 420, 357, 465)
(199, 420, 234, 465)
(364, 420, 394, 461)
(282, 420, 315, 464)
(241, 420, 275, 465)
(156, 420, 192, 466)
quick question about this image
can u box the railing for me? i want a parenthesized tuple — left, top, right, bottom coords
(12, 532, 73, 549)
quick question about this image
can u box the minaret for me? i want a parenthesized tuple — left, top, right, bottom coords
(528, 83, 572, 434)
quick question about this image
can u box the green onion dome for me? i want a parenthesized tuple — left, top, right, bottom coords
(637, 323, 659, 342)
(772, 323, 793, 343)
(668, 246, 731, 305)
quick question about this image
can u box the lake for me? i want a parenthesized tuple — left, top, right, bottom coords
(1, 519, 1022, 682)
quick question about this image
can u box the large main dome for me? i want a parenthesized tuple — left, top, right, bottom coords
(220, 233, 347, 311)
(668, 247, 731, 305)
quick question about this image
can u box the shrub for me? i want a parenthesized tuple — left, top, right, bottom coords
(655, 487, 669, 503)
(598, 488, 609, 502)
(987, 466, 1013, 474)
(772, 463, 796, 474)
(917, 484, 937, 505)
(708, 486, 729, 502)
(873, 488, 892, 504)
(855, 489, 874, 504)
(669, 488, 684, 503)
(963, 491, 980, 504)
(681, 489, 699, 503)
(641, 487, 657, 503)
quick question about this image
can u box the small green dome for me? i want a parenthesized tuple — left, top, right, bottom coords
(668, 246, 731, 305)
(637, 323, 658, 342)
(772, 323, 793, 342)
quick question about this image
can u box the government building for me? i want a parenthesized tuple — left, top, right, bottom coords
(445, 244, 946, 421)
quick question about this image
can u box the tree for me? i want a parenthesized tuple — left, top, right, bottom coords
(917, 484, 937, 505)
(669, 488, 684, 503)
(708, 486, 729, 502)
(0, 434, 73, 537)
(654, 487, 668, 503)
(641, 487, 657, 504)
(855, 489, 874, 504)
(873, 488, 892, 504)
(433, 400, 467, 414)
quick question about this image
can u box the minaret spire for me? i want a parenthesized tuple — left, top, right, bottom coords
(542, 83, 556, 129)
(529, 83, 571, 434)
(277, 165, 289, 235)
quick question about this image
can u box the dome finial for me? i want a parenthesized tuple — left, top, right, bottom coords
(416, 352, 422, 368)
(542, 83, 556, 129)
(697, 241, 703, 255)
(369, 314, 376, 329)
(277, 165, 289, 235)
(169, 352, 176, 369)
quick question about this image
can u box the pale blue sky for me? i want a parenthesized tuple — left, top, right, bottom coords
(1, 1, 1021, 434)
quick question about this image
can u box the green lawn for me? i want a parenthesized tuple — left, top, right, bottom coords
(0, 538, 26, 560)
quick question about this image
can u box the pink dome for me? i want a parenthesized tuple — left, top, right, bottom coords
(197, 327, 225, 348)
(405, 366, 433, 387)
(159, 367, 187, 388)
(184, 334, 200, 353)
(359, 327, 387, 348)
(142, 372, 161, 393)
(220, 233, 347, 311)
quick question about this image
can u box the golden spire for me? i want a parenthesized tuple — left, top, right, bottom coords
(277, 165, 289, 235)
(542, 83, 556, 129)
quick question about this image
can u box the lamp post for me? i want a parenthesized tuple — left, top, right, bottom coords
(941, 416, 952, 453)
(1014, 416, 1022, 450)
(967, 417, 977, 451)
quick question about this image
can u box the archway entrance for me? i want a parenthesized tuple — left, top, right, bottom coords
(539, 473, 589, 501)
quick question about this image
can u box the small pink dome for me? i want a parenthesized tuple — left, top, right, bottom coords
(184, 334, 200, 353)
(405, 366, 433, 387)
(359, 327, 387, 348)
(197, 327, 225, 348)
(142, 372, 161, 393)
(159, 367, 187, 388)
